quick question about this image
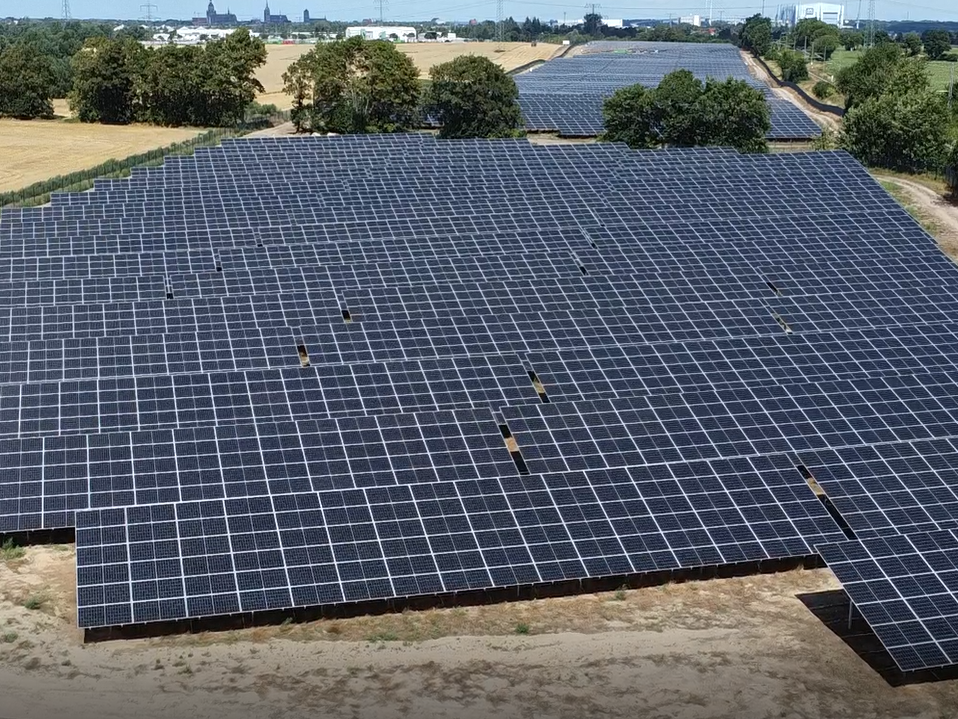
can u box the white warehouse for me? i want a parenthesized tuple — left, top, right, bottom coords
(793, 3, 845, 26)
(345, 26, 418, 42)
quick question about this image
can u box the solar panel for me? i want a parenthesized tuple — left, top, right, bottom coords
(5, 133, 958, 666)
(817, 531, 958, 672)
(516, 41, 821, 140)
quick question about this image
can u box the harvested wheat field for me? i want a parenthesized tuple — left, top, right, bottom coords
(0, 119, 204, 194)
(256, 41, 561, 108)
(2, 545, 957, 719)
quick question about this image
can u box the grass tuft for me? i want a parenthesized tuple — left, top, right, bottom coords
(1, 538, 26, 562)
(22, 595, 44, 611)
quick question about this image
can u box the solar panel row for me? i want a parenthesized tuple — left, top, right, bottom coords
(0, 131, 955, 673)
(516, 41, 821, 140)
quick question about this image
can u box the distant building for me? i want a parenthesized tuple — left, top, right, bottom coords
(303, 8, 310, 21)
(195, 1, 237, 26)
(263, 3, 290, 24)
(679, 14, 702, 26)
(345, 25, 417, 42)
(786, 3, 845, 26)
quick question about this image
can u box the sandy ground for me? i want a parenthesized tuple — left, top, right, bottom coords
(0, 120, 203, 194)
(1, 546, 957, 719)
(256, 42, 561, 109)
(876, 175, 958, 256)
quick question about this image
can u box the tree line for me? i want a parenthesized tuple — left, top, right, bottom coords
(739, 15, 958, 175)
(283, 36, 522, 138)
(0, 27, 266, 127)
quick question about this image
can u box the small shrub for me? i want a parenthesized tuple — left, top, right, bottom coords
(613, 586, 628, 601)
(812, 80, 834, 99)
(367, 631, 399, 643)
(1, 631, 18, 643)
(22, 595, 44, 611)
(515, 622, 530, 635)
(1, 538, 25, 561)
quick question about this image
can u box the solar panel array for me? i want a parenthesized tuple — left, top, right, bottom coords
(1, 133, 957, 670)
(517, 41, 821, 140)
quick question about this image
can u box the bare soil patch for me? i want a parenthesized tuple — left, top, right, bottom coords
(876, 175, 958, 258)
(1, 545, 957, 719)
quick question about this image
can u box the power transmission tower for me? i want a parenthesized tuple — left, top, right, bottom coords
(141, 3, 158, 28)
(867, 0, 875, 46)
(584, 2, 600, 34)
(376, 0, 387, 23)
(496, 0, 503, 42)
(61, 0, 71, 20)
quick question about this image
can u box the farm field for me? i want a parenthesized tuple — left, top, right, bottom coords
(2, 546, 958, 719)
(0, 119, 203, 194)
(256, 41, 561, 108)
(823, 47, 956, 92)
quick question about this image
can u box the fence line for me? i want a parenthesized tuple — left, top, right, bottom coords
(752, 55, 845, 117)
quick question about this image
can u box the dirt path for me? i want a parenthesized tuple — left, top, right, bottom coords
(2, 547, 958, 719)
(739, 50, 841, 133)
(876, 174, 958, 253)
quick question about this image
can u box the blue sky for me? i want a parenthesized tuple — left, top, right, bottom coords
(4, 0, 957, 23)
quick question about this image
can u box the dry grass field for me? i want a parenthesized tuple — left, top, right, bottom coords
(256, 41, 561, 108)
(0, 119, 203, 194)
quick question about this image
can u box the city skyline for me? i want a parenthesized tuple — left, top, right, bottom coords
(3, 0, 957, 23)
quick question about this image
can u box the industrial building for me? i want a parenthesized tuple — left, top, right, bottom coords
(345, 26, 418, 42)
(786, 3, 845, 27)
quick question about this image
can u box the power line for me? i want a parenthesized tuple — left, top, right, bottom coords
(141, 3, 158, 27)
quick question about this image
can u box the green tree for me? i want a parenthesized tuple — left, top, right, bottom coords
(69, 37, 144, 124)
(739, 14, 772, 57)
(792, 18, 831, 48)
(812, 33, 839, 60)
(602, 83, 656, 148)
(777, 49, 809, 82)
(840, 30, 864, 50)
(836, 44, 927, 109)
(922, 29, 952, 60)
(873, 29, 893, 46)
(282, 36, 420, 134)
(693, 78, 770, 153)
(812, 80, 834, 99)
(602, 71, 769, 153)
(947, 143, 958, 197)
(136, 44, 202, 126)
(428, 55, 522, 139)
(194, 29, 267, 126)
(0, 44, 57, 119)
(900, 31, 922, 57)
(841, 89, 949, 172)
(649, 69, 705, 146)
(583, 13, 603, 36)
